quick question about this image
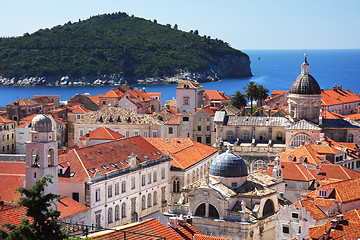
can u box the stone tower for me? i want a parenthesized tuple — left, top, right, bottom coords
(176, 80, 204, 113)
(25, 114, 58, 207)
(288, 54, 322, 124)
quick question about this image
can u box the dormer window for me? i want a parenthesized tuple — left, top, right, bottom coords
(319, 190, 327, 198)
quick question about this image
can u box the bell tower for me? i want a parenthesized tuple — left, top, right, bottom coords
(25, 115, 58, 206)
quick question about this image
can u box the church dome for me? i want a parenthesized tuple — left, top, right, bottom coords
(289, 54, 321, 95)
(31, 114, 52, 132)
(210, 149, 248, 178)
(289, 74, 321, 94)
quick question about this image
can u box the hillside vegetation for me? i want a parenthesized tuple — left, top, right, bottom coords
(0, 12, 251, 83)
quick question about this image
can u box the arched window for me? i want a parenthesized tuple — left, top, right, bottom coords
(108, 208, 113, 224)
(209, 204, 219, 219)
(194, 203, 205, 217)
(115, 205, 119, 221)
(142, 195, 146, 210)
(153, 191, 157, 206)
(263, 199, 275, 217)
(227, 131, 234, 140)
(347, 134, 354, 143)
(147, 193, 152, 208)
(173, 178, 180, 193)
(48, 148, 55, 166)
(252, 160, 267, 171)
(31, 149, 40, 167)
(290, 134, 312, 147)
(121, 203, 126, 218)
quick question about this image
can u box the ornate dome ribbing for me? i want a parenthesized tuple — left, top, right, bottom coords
(210, 149, 248, 178)
(31, 114, 52, 132)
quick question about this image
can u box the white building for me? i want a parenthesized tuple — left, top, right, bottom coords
(58, 136, 172, 228)
(176, 80, 204, 113)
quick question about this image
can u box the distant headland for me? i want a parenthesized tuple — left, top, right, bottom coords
(0, 12, 252, 86)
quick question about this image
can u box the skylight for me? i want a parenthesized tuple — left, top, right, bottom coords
(151, 152, 157, 156)
(101, 165, 109, 170)
(156, 151, 161, 155)
(88, 169, 95, 174)
(124, 159, 129, 164)
(93, 167, 99, 172)
(118, 161, 124, 166)
(142, 154, 149, 159)
(110, 163, 118, 168)
(70, 172, 76, 177)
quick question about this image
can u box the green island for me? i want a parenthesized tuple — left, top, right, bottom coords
(0, 12, 251, 85)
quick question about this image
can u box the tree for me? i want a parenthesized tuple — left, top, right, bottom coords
(0, 175, 67, 240)
(173, 24, 178, 30)
(231, 91, 247, 111)
(257, 84, 269, 106)
(244, 81, 258, 114)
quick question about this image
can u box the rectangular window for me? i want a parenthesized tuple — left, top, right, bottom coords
(206, 125, 210, 131)
(115, 183, 119, 195)
(72, 192, 79, 202)
(80, 130, 83, 137)
(134, 130, 139, 136)
(7, 134, 9, 140)
(142, 175, 146, 186)
(168, 127, 173, 134)
(148, 173, 152, 184)
(183, 117, 189, 122)
(131, 178, 135, 190)
(183, 97, 190, 105)
(121, 181, 126, 193)
(125, 131, 130, 138)
(352, 161, 354, 169)
(143, 131, 148, 138)
(197, 126, 201, 131)
(292, 213, 299, 219)
(152, 131, 157, 138)
(161, 187, 166, 203)
(356, 160, 360, 168)
(283, 226, 289, 234)
(19, 133, 24, 140)
(108, 185, 112, 198)
(153, 171, 157, 182)
(197, 137, 202, 143)
(161, 168, 165, 179)
(96, 214, 101, 227)
(131, 198, 136, 214)
(206, 136, 211, 144)
(95, 189, 100, 202)
(76, 114, 81, 120)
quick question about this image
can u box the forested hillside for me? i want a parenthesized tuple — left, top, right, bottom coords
(0, 12, 251, 84)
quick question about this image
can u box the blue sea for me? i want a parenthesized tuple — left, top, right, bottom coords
(0, 49, 359, 106)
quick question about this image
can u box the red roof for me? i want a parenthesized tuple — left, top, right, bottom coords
(194, 234, 232, 240)
(68, 104, 91, 114)
(102, 88, 124, 98)
(145, 138, 218, 170)
(321, 88, 360, 106)
(88, 218, 202, 240)
(321, 110, 343, 119)
(166, 115, 181, 125)
(58, 196, 90, 219)
(0, 116, 14, 124)
(58, 136, 164, 181)
(271, 90, 288, 97)
(293, 199, 328, 220)
(309, 209, 360, 239)
(90, 94, 102, 106)
(79, 127, 124, 140)
(0, 205, 32, 229)
(195, 105, 216, 115)
(0, 161, 25, 203)
(203, 90, 231, 101)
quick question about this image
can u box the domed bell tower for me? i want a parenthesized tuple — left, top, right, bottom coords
(26, 115, 58, 207)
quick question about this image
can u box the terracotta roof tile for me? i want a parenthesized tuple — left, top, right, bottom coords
(90, 94, 102, 106)
(88, 218, 201, 240)
(0, 205, 32, 229)
(58, 196, 90, 219)
(194, 234, 232, 240)
(145, 138, 218, 170)
(68, 105, 91, 114)
(321, 88, 360, 106)
(79, 127, 124, 140)
(0, 116, 14, 124)
(165, 115, 181, 125)
(0, 161, 25, 203)
(292, 199, 328, 220)
(203, 90, 231, 101)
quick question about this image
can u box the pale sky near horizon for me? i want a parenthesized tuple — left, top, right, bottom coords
(0, 0, 359, 50)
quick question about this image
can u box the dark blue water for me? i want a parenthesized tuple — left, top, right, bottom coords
(0, 49, 359, 106)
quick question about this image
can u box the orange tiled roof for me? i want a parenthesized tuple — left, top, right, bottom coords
(309, 208, 360, 239)
(79, 127, 124, 140)
(68, 104, 91, 114)
(128, 89, 152, 102)
(194, 234, 232, 240)
(88, 217, 202, 240)
(293, 199, 328, 220)
(203, 90, 231, 101)
(58, 196, 90, 219)
(343, 112, 360, 121)
(271, 90, 288, 97)
(321, 88, 360, 106)
(0, 161, 25, 203)
(308, 178, 360, 203)
(90, 94, 102, 106)
(7, 98, 39, 107)
(0, 116, 14, 124)
(145, 138, 218, 170)
(313, 198, 335, 208)
(0, 205, 32, 229)
(195, 105, 216, 115)
(321, 110, 343, 119)
(102, 88, 124, 98)
(166, 115, 181, 125)
(58, 136, 164, 181)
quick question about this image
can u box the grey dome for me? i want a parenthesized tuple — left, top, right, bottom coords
(210, 150, 248, 178)
(289, 74, 321, 95)
(31, 114, 52, 132)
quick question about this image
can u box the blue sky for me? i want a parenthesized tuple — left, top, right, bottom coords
(1, 0, 359, 50)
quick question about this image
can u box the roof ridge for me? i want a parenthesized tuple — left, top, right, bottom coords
(296, 164, 310, 181)
(73, 149, 90, 179)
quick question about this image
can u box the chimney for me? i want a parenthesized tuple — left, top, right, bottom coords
(330, 219, 339, 229)
(178, 214, 186, 226)
(169, 217, 179, 229)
